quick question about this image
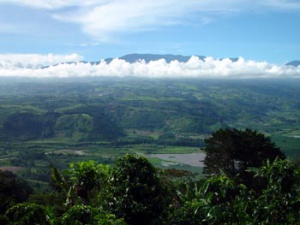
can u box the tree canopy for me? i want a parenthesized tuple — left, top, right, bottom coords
(203, 128, 286, 181)
(108, 154, 168, 225)
(0, 170, 33, 214)
(2, 154, 300, 224)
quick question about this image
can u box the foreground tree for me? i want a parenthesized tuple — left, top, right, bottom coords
(49, 161, 123, 224)
(169, 175, 249, 225)
(170, 158, 300, 225)
(3, 155, 300, 225)
(250, 158, 300, 224)
(5, 203, 50, 225)
(107, 154, 168, 225)
(203, 128, 285, 184)
(0, 170, 33, 214)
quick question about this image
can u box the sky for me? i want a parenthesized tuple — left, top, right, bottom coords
(0, 0, 299, 78)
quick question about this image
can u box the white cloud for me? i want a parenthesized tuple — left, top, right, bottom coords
(263, 0, 300, 9)
(0, 53, 83, 68)
(0, 53, 299, 78)
(0, 0, 80, 10)
(53, 0, 248, 41)
(1, 0, 299, 41)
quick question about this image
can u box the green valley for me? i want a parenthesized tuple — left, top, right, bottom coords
(0, 77, 300, 187)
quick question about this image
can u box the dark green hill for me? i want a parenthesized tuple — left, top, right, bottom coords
(0, 77, 299, 155)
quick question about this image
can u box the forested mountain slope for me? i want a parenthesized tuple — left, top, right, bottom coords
(0, 77, 299, 154)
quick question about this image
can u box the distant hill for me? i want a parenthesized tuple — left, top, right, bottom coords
(44, 54, 198, 68)
(41, 54, 239, 69)
(39, 54, 292, 69)
(103, 53, 206, 64)
(286, 60, 300, 67)
(102, 54, 244, 64)
(121, 53, 206, 63)
(1, 77, 300, 147)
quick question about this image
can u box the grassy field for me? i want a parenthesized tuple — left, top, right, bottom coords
(271, 135, 300, 158)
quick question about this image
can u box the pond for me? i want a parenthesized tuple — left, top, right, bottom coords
(146, 153, 205, 167)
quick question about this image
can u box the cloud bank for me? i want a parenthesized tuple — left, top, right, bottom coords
(0, 53, 299, 78)
(0, 53, 83, 69)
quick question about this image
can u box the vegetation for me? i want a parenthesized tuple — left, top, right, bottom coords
(1, 154, 300, 224)
(0, 77, 300, 147)
(0, 77, 300, 223)
(107, 155, 167, 225)
(203, 128, 286, 186)
(0, 170, 33, 214)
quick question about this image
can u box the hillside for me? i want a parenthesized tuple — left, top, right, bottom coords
(51, 54, 241, 66)
(0, 77, 299, 151)
(1, 77, 300, 187)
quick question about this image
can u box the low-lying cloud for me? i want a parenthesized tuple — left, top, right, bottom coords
(0, 53, 82, 69)
(0, 54, 299, 78)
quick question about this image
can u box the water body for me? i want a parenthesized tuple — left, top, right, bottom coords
(147, 153, 205, 167)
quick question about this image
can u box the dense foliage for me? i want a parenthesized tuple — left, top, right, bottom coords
(107, 155, 167, 225)
(1, 153, 300, 224)
(203, 128, 286, 186)
(0, 170, 32, 214)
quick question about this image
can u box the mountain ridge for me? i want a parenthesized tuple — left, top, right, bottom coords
(41, 54, 300, 68)
(286, 60, 300, 67)
(83, 54, 300, 67)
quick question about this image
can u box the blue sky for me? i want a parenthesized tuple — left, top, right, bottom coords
(0, 0, 299, 64)
(0, 1, 300, 78)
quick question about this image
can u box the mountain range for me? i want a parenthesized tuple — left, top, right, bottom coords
(85, 53, 299, 66)
(42, 54, 300, 68)
(286, 60, 300, 67)
(96, 54, 240, 64)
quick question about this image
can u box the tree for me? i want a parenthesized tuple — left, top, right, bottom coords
(170, 159, 300, 225)
(107, 154, 168, 225)
(0, 170, 33, 214)
(250, 158, 300, 224)
(67, 161, 111, 205)
(50, 161, 111, 206)
(203, 128, 285, 184)
(60, 204, 93, 225)
(5, 203, 50, 225)
(169, 174, 250, 225)
(49, 162, 125, 224)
